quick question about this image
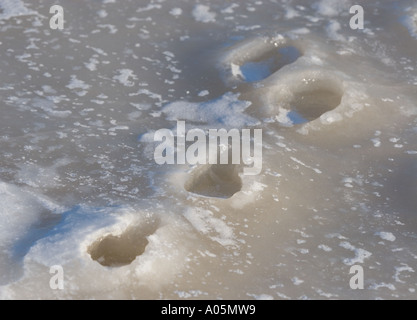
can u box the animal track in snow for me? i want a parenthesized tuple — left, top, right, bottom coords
(184, 163, 242, 199)
(219, 36, 302, 85)
(88, 218, 159, 267)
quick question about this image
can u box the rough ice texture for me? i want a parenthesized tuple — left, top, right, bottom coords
(113, 69, 138, 87)
(0, 0, 36, 20)
(192, 4, 216, 23)
(312, 0, 352, 17)
(66, 75, 91, 90)
(0, 182, 63, 246)
(401, 7, 417, 39)
(162, 92, 258, 128)
(340, 241, 372, 265)
(183, 208, 236, 247)
(376, 232, 396, 242)
(1, 0, 417, 300)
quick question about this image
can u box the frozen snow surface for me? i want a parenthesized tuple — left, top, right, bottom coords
(0, 0, 417, 299)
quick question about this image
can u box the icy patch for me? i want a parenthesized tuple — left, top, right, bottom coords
(183, 208, 236, 247)
(287, 110, 308, 124)
(0, 184, 63, 259)
(162, 92, 257, 128)
(66, 75, 91, 96)
(235, 25, 261, 31)
(290, 157, 322, 174)
(21, 207, 118, 267)
(0, 182, 64, 285)
(192, 5, 216, 23)
(0, 182, 60, 247)
(198, 90, 209, 97)
(97, 9, 107, 18)
(371, 138, 381, 148)
(292, 277, 304, 286)
(326, 20, 346, 42)
(231, 181, 267, 209)
(313, 0, 351, 17)
(339, 241, 372, 265)
(375, 232, 396, 242)
(285, 7, 300, 19)
(370, 283, 396, 291)
(170, 8, 182, 17)
(231, 63, 244, 79)
(113, 69, 138, 87)
(98, 24, 117, 34)
(394, 265, 415, 284)
(401, 7, 417, 39)
(222, 4, 239, 14)
(316, 289, 339, 298)
(318, 244, 332, 252)
(17, 160, 69, 188)
(136, 3, 162, 13)
(32, 98, 72, 118)
(240, 60, 273, 82)
(247, 293, 274, 300)
(66, 76, 90, 90)
(130, 89, 163, 105)
(20, 206, 188, 286)
(0, 0, 36, 20)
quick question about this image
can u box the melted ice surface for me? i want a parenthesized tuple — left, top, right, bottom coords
(0, 0, 417, 299)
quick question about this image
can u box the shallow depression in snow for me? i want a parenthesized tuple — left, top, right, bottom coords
(0, 0, 417, 300)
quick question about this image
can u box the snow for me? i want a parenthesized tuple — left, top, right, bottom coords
(375, 232, 396, 242)
(162, 92, 258, 128)
(113, 69, 138, 87)
(0, 0, 36, 20)
(192, 5, 216, 23)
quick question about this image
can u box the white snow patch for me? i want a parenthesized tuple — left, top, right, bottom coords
(32, 98, 72, 118)
(192, 5, 216, 23)
(292, 277, 304, 286)
(371, 138, 381, 147)
(0, 0, 36, 20)
(394, 265, 415, 284)
(401, 7, 417, 39)
(66, 75, 91, 91)
(326, 20, 346, 42)
(318, 244, 332, 252)
(0, 182, 63, 246)
(170, 8, 183, 16)
(84, 57, 99, 71)
(113, 69, 138, 87)
(247, 293, 274, 300)
(369, 282, 396, 291)
(198, 90, 210, 97)
(375, 232, 396, 242)
(183, 208, 236, 247)
(97, 9, 108, 18)
(162, 92, 257, 128)
(339, 241, 372, 265)
(313, 0, 351, 17)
